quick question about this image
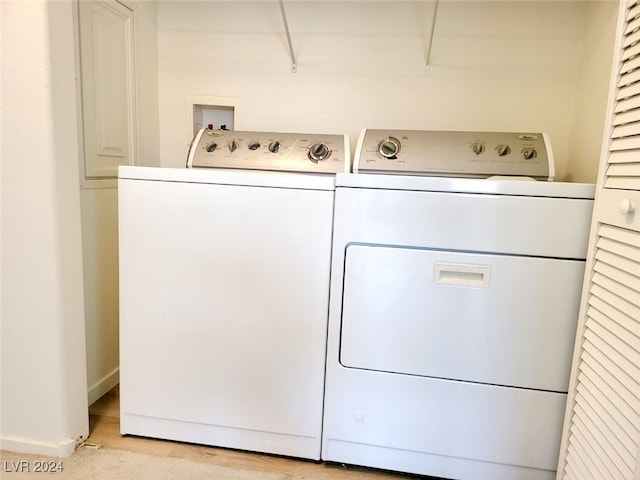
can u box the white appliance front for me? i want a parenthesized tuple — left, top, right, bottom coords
(321, 173, 595, 479)
(118, 166, 335, 460)
(341, 245, 585, 392)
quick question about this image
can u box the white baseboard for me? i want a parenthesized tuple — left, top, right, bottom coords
(0, 435, 77, 457)
(87, 367, 119, 406)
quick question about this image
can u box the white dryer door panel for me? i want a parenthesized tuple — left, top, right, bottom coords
(340, 244, 585, 392)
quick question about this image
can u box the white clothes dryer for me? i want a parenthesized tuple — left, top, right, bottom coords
(119, 129, 349, 460)
(321, 129, 594, 479)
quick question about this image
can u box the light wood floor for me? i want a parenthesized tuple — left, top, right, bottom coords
(88, 386, 431, 480)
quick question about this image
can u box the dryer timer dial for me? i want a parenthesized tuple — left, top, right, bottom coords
(522, 148, 537, 160)
(377, 137, 401, 159)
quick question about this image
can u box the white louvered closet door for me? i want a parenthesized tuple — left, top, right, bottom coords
(558, 1, 640, 479)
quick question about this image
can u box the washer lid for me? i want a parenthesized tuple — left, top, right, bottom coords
(119, 166, 337, 190)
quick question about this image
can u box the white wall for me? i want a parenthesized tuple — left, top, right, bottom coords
(157, 0, 616, 182)
(1, 0, 89, 456)
(566, 0, 618, 183)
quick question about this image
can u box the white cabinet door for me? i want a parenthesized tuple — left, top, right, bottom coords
(558, 1, 640, 479)
(79, 0, 136, 178)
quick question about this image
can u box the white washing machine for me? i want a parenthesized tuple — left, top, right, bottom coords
(118, 129, 349, 460)
(321, 129, 595, 479)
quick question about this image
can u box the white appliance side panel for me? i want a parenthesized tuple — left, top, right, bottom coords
(333, 187, 593, 259)
(321, 368, 565, 479)
(118, 178, 334, 459)
(340, 245, 585, 392)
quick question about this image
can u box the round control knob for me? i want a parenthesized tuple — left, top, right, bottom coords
(308, 143, 331, 162)
(268, 141, 281, 153)
(248, 141, 260, 151)
(496, 144, 511, 156)
(471, 142, 485, 155)
(522, 148, 537, 160)
(377, 137, 401, 159)
(619, 198, 637, 215)
(206, 142, 218, 153)
(228, 140, 239, 153)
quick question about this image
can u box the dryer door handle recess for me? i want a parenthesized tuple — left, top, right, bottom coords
(433, 262, 491, 288)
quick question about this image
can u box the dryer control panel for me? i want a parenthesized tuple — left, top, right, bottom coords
(354, 129, 554, 180)
(187, 128, 350, 174)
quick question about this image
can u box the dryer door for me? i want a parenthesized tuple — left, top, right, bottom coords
(339, 244, 585, 392)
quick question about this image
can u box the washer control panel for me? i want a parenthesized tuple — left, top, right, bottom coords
(355, 129, 554, 180)
(187, 128, 350, 174)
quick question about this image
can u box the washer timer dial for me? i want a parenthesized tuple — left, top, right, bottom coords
(308, 143, 331, 162)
